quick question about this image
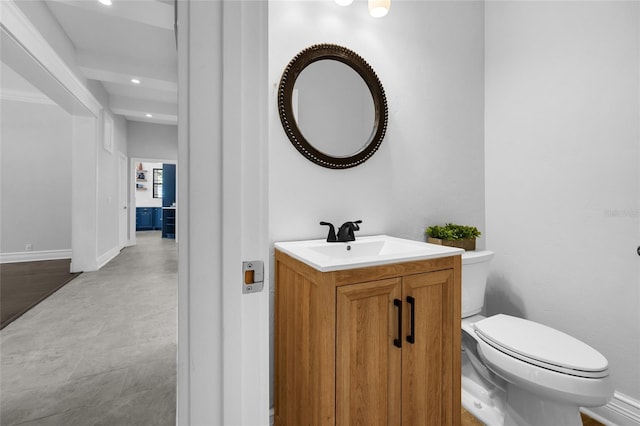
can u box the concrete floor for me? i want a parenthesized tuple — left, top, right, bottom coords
(1, 232, 177, 426)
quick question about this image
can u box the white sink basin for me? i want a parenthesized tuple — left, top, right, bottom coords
(275, 235, 464, 272)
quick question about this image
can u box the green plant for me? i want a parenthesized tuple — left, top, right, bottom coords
(425, 223, 481, 241)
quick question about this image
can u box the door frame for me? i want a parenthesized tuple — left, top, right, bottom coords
(177, 1, 270, 424)
(4, 0, 271, 422)
(129, 157, 177, 247)
(118, 152, 129, 250)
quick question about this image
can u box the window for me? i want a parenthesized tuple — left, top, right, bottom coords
(153, 168, 163, 198)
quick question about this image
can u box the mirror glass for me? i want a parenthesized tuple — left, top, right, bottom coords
(293, 60, 375, 158)
(278, 44, 388, 169)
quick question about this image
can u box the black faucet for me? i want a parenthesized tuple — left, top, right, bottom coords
(319, 221, 337, 242)
(320, 220, 362, 242)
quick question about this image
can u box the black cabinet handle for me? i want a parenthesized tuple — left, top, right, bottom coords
(406, 296, 415, 344)
(393, 299, 402, 348)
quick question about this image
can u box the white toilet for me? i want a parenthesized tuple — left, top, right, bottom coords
(461, 250, 613, 426)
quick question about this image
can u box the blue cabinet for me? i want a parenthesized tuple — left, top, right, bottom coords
(136, 207, 163, 231)
(136, 208, 153, 230)
(153, 208, 163, 230)
(162, 208, 176, 239)
(162, 209, 176, 239)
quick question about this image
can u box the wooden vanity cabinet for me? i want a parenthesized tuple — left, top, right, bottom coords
(274, 250, 461, 426)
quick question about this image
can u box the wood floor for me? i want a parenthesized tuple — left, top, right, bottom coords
(0, 259, 80, 329)
(461, 408, 605, 425)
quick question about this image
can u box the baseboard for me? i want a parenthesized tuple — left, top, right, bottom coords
(583, 392, 640, 426)
(96, 246, 120, 270)
(0, 249, 72, 264)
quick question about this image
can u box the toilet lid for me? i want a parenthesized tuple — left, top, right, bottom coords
(474, 314, 609, 378)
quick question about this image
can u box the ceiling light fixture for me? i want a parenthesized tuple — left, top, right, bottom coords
(335, 0, 354, 6)
(145, 113, 153, 118)
(98, 0, 112, 6)
(131, 78, 141, 84)
(368, 0, 390, 18)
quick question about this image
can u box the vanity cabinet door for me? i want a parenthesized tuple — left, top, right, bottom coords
(401, 270, 455, 425)
(274, 250, 460, 426)
(336, 278, 402, 426)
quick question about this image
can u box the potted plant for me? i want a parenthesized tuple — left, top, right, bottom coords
(425, 223, 481, 251)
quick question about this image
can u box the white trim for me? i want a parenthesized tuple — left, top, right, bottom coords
(132, 157, 177, 165)
(0, 89, 56, 105)
(583, 392, 640, 426)
(118, 152, 129, 250)
(176, 0, 190, 423)
(221, 2, 270, 424)
(0, 249, 72, 264)
(0, 0, 102, 116)
(103, 113, 114, 153)
(96, 246, 120, 270)
(129, 158, 138, 248)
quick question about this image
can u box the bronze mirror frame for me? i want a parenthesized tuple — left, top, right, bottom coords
(277, 44, 388, 169)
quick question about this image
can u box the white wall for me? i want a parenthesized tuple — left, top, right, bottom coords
(0, 99, 72, 258)
(269, 0, 485, 244)
(127, 121, 178, 161)
(7, 0, 130, 271)
(134, 162, 163, 207)
(485, 0, 640, 417)
(269, 0, 485, 408)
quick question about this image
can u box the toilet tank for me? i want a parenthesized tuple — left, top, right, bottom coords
(462, 250, 494, 318)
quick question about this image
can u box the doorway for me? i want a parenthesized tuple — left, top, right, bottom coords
(130, 159, 177, 246)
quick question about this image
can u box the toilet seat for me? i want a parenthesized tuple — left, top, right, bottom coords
(473, 314, 609, 379)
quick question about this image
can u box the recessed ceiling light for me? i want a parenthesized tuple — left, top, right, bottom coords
(98, 0, 112, 6)
(131, 78, 141, 84)
(145, 114, 153, 118)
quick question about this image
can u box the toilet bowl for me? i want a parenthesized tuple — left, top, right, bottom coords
(460, 251, 613, 426)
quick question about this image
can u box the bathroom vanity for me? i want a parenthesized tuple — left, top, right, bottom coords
(274, 236, 462, 425)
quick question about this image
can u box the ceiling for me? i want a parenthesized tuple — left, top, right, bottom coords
(45, 0, 177, 125)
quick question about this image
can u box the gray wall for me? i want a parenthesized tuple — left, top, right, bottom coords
(127, 121, 178, 161)
(1, 99, 72, 254)
(485, 0, 640, 407)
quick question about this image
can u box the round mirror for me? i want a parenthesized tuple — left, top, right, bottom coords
(294, 60, 375, 158)
(278, 44, 388, 169)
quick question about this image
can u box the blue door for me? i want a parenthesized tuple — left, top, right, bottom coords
(162, 164, 176, 207)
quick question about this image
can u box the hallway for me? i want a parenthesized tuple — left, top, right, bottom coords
(1, 232, 176, 425)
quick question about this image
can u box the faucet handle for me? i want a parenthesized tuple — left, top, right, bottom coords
(337, 220, 363, 242)
(320, 221, 337, 242)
